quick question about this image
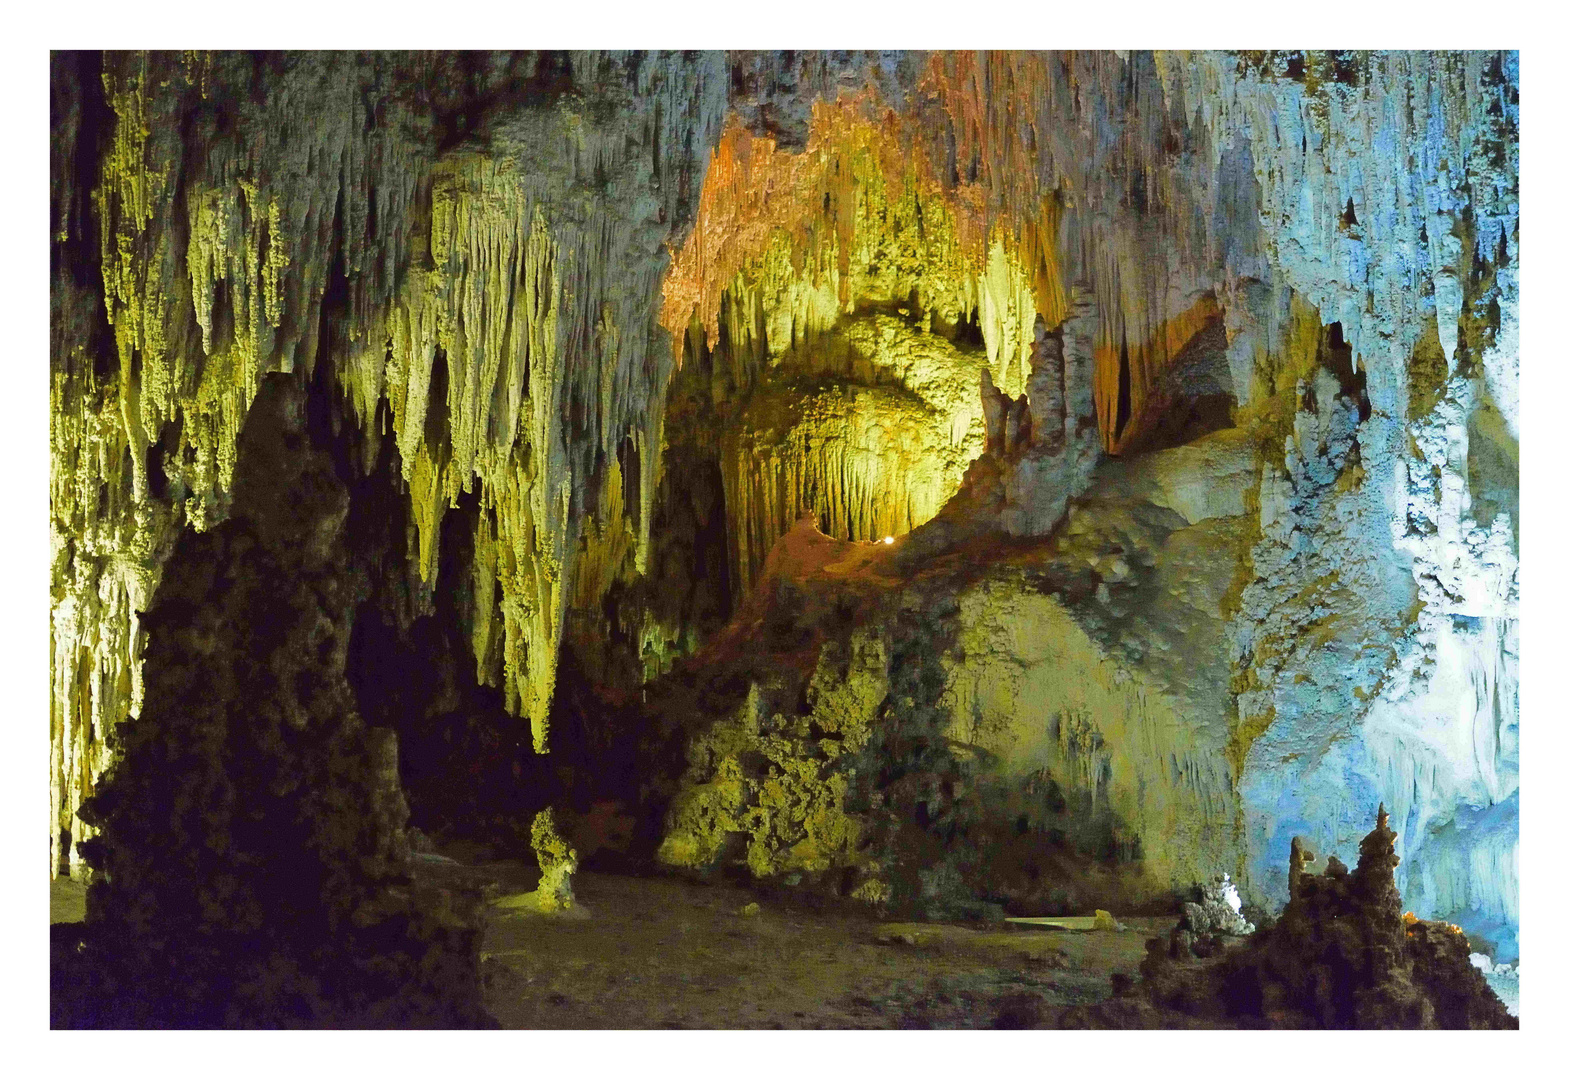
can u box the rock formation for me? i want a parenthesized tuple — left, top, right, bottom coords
(1136, 807, 1516, 1028)
(1180, 875, 1255, 938)
(54, 376, 492, 1028)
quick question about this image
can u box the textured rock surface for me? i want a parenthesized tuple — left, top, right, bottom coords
(1136, 808, 1515, 1028)
(1180, 875, 1254, 937)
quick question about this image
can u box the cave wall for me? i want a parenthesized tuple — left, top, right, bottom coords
(50, 51, 1518, 954)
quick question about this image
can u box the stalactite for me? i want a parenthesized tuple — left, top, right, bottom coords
(660, 103, 1056, 401)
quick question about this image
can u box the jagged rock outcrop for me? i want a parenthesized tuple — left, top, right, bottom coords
(1136, 808, 1515, 1028)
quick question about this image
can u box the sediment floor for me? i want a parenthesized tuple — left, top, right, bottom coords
(429, 852, 1168, 1029)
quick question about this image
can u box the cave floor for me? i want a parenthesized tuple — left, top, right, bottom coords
(426, 854, 1173, 1029)
(50, 860, 1174, 1028)
(50, 877, 86, 925)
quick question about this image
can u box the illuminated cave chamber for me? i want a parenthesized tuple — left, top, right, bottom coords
(50, 48, 1519, 1024)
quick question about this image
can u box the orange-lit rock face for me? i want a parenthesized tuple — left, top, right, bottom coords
(661, 100, 915, 357)
(660, 92, 1066, 379)
(657, 96, 1076, 600)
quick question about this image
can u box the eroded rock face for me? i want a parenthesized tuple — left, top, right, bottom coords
(59, 376, 491, 1028)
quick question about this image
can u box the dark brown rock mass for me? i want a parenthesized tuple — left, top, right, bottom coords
(55, 376, 493, 1028)
(1135, 807, 1516, 1029)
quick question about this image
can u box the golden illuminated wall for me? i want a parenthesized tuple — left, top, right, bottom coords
(656, 104, 1069, 593)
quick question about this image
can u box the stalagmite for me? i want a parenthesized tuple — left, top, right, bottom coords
(1027, 317, 1066, 455)
(979, 368, 1007, 454)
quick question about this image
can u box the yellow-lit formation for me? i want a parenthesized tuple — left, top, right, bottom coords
(51, 57, 688, 873)
(660, 631, 888, 895)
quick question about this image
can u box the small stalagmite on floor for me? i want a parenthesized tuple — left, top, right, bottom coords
(490, 808, 591, 919)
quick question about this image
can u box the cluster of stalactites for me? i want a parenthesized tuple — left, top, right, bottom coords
(770, 52, 1518, 460)
(50, 50, 730, 875)
(658, 54, 1257, 463)
(660, 99, 1064, 402)
(723, 381, 975, 593)
(49, 371, 175, 877)
(657, 100, 1069, 597)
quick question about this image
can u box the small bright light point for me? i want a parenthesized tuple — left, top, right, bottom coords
(882, 536, 894, 544)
